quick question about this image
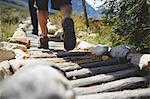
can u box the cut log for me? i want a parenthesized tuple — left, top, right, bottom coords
(66, 64, 135, 79)
(62, 64, 81, 72)
(74, 77, 148, 95)
(57, 52, 91, 58)
(41, 58, 66, 63)
(80, 58, 127, 68)
(62, 58, 127, 72)
(63, 55, 93, 61)
(29, 51, 57, 58)
(56, 62, 79, 68)
(71, 67, 140, 87)
(76, 60, 100, 65)
(76, 88, 150, 99)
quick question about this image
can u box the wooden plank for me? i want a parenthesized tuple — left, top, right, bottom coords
(57, 52, 91, 58)
(74, 77, 148, 95)
(62, 58, 127, 72)
(63, 56, 99, 64)
(71, 67, 140, 87)
(76, 88, 150, 99)
(66, 64, 134, 79)
(29, 51, 57, 58)
(56, 62, 79, 68)
(62, 64, 81, 72)
(80, 58, 127, 68)
(62, 55, 92, 61)
(76, 60, 100, 65)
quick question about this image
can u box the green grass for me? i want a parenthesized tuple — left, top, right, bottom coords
(0, 3, 28, 41)
(0, 22, 19, 41)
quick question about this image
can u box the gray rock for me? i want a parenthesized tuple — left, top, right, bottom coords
(91, 45, 109, 56)
(110, 45, 130, 58)
(8, 59, 49, 72)
(0, 62, 75, 99)
(77, 40, 95, 50)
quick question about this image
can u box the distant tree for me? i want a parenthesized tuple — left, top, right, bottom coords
(101, 0, 150, 53)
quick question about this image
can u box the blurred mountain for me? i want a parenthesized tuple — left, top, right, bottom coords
(0, 0, 28, 9)
(0, 0, 105, 17)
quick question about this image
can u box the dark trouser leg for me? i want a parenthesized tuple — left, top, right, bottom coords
(29, 0, 38, 35)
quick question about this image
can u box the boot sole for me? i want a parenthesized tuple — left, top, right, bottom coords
(62, 18, 76, 51)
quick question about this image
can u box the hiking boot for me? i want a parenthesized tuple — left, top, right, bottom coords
(62, 17, 76, 51)
(39, 37, 49, 49)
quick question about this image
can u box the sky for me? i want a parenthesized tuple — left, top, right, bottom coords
(86, 0, 106, 10)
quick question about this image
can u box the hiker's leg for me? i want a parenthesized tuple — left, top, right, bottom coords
(37, 10, 48, 37)
(36, 0, 49, 49)
(51, 0, 72, 14)
(51, 0, 76, 51)
(36, 0, 48, 38)
(29, 0, 38, 35)
(60, 4, 72, 18)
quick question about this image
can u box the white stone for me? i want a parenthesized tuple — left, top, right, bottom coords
(21, 20, 31, 25)
(0, 42, 27, 52)
(13, 49, 29, 60)
(12, 28, 27, 38)
(77, 40, 95, 50)
(0, 61, 12, 80)
(54, 28, 63, 37)
(47, 23, 58, 34)
(18, 24, 27, 29)
(54, 28, 64, 41)
(9, 37, 31, 48)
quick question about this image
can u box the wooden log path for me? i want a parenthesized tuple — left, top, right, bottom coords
(14, 23, 150, 99)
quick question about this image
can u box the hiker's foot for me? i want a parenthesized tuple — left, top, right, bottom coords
(39, 37, 49, 49)
(62, 17, 76, 51)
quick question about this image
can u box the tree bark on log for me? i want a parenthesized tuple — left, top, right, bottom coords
(57, 52, 91, 58)
(80, 58, 127, 68)
(71, 67, 140, 87)
(76, 88, 150, 99)
(62, 58, 127, 72)
(66, 64, 133, 79)
(77, 60, 101, 65)
(63, 55, 93, 61)
(74, 77, 148, 95)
